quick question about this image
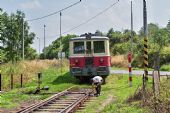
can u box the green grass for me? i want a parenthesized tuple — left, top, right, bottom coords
(78, 75, 152, 113)
(0, 65, 152, 112)
(112, 66, 153, 71)
(160, 64, 170, 71)
(0, 66, 78, 108)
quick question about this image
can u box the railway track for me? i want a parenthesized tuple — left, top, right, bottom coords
(17, 87, 93, 113)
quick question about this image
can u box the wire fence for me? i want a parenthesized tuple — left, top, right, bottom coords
(0, 73, 41, 92)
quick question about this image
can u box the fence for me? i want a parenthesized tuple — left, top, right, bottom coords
(0, 73, 42, 92)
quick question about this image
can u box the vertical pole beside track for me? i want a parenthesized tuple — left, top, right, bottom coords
(38, 73, 42, 91)
(143, 0, 148, 82)
(44, 25, 46, 59)
(128, 53, 132, 87)
(11, 74, 13, 90)
(60, 12, 62, 76)
(22, 18, 25, 60)
(0, 73, 1, 91)
(143, 0, 148, 103)
(128, 1, 133, 87)
(21, 74, 23, 88)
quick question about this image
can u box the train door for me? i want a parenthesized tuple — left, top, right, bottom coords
(85, 41, 93, 76)
(86, 41, 92, 55)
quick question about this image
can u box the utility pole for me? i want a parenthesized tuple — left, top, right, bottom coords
(143, 0, 148, 104)
(143, 0, 148, 82)
(22, 17, 25, 60)
(39, 38, 40, 55)
(37, 37, 40, 55)
(128, 1, 133, 87)
(130, 0, 133, 52)
(60, 12, 62, 75)
(44, 25, 46, 59)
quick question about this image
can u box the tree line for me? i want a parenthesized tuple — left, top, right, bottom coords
(0, 9, 37, 63)
(1, 7, 170, 68)
(41, 22, 170, 68)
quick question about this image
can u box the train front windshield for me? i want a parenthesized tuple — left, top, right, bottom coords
(93, 41, 105, 53)
(73, 40, 106, 55)
(73, 41, 85, 54)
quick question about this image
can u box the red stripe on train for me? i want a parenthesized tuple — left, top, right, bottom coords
(69, 56, 111, 68)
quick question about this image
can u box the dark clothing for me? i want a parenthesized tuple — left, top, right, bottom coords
(94, 82, 101, 95)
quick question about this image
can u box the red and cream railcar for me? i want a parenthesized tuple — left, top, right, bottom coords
(69, 35, 111, 82)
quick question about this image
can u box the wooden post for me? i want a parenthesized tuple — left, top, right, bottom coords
(153, 71, 160, 96)
(142, 74, 146, 104)
(38, 73, 42, 91)
(21, 74, 23, 88)
(0, 73, 1, 91)
(11, 74, 13, 90)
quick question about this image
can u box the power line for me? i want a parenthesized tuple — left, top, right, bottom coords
(62, 0, 119, 35)
(27, 0, 82, 22)
(47, 0, 120, 38)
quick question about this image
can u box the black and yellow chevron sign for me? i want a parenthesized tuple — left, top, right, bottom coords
(144, 37, 148, 80)
(143, 0, 148, 81)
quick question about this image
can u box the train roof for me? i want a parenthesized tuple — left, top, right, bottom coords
(70, 36, 109, 41)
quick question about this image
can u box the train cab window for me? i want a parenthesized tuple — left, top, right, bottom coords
(94, 41, 105, 53)
(86, 41, 92, 54)
(73, 42, 85, 54)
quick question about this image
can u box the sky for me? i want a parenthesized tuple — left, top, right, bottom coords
(1, 0, 170, 53)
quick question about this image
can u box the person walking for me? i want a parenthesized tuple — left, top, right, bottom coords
(92, 76, 103, 96)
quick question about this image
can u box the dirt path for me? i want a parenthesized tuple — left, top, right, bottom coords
(96, 95, 116, 113)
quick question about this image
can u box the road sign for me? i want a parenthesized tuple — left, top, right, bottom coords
(58, 52, 65, 58)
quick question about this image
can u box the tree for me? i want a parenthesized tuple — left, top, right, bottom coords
(0, 10, 37, 63)
(107, 28, 114, 38)
(152, 28, 170, 52)
(41, 34, 76, 59)
(166, 20, 170, 31)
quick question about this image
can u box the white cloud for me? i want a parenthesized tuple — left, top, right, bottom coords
(19, 0, 41, 9)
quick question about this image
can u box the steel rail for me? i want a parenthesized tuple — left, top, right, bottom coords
(62, 92, 90, 113)
(17, 86, 75, 113)
(17, 87, 93, 113)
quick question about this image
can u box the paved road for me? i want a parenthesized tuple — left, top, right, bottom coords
(111, 70, 170, 76)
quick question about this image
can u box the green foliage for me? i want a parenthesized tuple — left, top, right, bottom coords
(41, 22, 170, 68)
(0, 49, 7, 63)
(41, 34, 76, 59)
(0, 9, 37, 63)
(166, 20, 170, 31)
(160, 64, 170, 71)
(133, 23, 170, 68)
(112, 42, 130, 55)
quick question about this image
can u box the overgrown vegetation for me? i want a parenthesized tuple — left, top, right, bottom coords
(0, 60, 77, 110)
(0, 59, 63, 90)
(125, 78, 170, 113)
(0, 61, 150, 112)
(0, 9, 37, 63)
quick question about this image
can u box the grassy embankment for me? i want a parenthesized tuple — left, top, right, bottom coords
(78, 74, 151, 113)
(0, 59, 169, 112)
(0, 59, 78, 109)
(0, 59, 149, 113)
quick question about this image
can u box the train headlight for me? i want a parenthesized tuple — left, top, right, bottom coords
(75, 59, 79, 63)
(100, 58, 104, 63)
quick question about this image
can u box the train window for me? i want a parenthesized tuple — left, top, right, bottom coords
(94, 41, 105, 53)
(73, 42, 85, 54)
(86, 41, 91, 54)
